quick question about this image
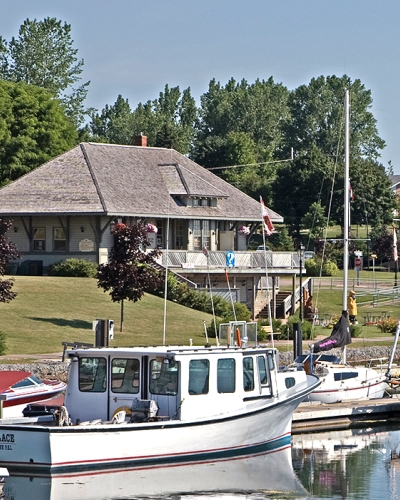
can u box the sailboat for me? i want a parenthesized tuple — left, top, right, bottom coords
(285, 90, 388, 404)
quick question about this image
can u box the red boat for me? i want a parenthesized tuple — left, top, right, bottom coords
(0, 371, 66, 419)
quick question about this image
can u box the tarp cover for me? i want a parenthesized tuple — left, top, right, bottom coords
(312, 312, 352, 353)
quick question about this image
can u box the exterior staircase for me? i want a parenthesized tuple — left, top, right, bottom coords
(256, 291, 292, 320)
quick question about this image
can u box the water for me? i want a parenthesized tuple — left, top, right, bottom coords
(3, 424, 400, 500)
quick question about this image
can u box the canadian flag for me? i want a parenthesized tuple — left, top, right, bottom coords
(349, 182, 354, 201)
(260, 196, 274, 236)
(394, 227, 398, 262)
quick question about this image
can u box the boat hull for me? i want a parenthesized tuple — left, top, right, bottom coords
(0, 389, 310, 474)
(304, 365, 387, 404)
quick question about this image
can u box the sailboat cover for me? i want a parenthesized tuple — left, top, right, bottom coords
(312, 312, 352, 353)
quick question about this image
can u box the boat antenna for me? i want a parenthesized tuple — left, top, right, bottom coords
(204, 246, 219, 346)
(162, 196, 171, 346)
(224, 269, 237, 322)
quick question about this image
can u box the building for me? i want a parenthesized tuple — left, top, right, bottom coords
(0, 138, 306, 317)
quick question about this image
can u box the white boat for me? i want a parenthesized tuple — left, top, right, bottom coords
(2, 447, 308, 500)
(0, 321, 320, 474)
(283, 90, 388, 404)
(0, 371, 66, 418)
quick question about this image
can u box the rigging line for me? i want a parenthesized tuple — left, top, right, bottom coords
(207, 148, 294, 171)
(305, 173, 327, 251)
(312, 102, 346, 332)
(162, 195, 171, 346)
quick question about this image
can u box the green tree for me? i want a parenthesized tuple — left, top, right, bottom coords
(89, 85, 197, 154)
(370, 224, 396, 263)
(273, 75, 394, 234)
(1, 17, 89, 126)
(301, 202, 329, 241)
(0, 219, 19, 304)
(0, 80, 77, 186)
(191, 78, 290, 196)
(97, 222, 163, 332)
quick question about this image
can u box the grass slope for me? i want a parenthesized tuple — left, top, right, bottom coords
(0, 277, 214, 355)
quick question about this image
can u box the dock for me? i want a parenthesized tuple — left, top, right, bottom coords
(292, 396, 400, 433)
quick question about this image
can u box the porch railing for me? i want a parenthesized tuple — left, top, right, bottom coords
(158, 250, 299, 270)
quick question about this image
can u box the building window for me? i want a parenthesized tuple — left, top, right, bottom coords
(193, 220, 210, 251)
(33, 228, 46, 251)
(54, 227, 66, 251)
(175, 220, 184, 249)
(156, 219, 163, 247)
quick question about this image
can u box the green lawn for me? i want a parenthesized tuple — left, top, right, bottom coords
(1, 274, 398, 362)
(0, 276, 214, 358)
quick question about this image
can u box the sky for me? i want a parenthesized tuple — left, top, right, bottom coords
(1, 0, 399, 172)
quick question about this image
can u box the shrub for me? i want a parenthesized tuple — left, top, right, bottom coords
(257, 318, 283, 341)
(280, 316, 313, 341)
(349, 323, 362, 338)
(48, 259, 98, 278)
(378, 318, 399, 334)
(305, 257, 339, 277)
(0, 331, 7, 355)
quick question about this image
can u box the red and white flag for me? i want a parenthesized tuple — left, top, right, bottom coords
(260, 196, 274, 236)
(349, 182, 354, 201)
(394, 227, 398, 262)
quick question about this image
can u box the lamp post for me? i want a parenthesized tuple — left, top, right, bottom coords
(298, 244, 305, 321)
(371, 253, 377, 290)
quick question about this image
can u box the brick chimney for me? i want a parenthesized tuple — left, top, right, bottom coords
(134, 133, 147, 147)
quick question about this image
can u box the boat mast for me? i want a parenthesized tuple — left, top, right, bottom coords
(342, 90, 350, 364)
(343, 89, 350, 311)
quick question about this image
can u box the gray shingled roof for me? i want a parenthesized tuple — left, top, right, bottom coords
(389, 175, 400, 187)
(0, 142, 283, 222)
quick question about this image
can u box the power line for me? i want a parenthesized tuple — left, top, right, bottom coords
(207, 148, 294, 171)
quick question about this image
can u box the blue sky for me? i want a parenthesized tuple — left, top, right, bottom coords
(1, 0, 399, 172)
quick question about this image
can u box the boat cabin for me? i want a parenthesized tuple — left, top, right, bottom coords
(64, 322, 301, 424)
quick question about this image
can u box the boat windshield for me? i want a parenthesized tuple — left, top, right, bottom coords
(12, 375, 43, 389)
(294, 354, 341, 364)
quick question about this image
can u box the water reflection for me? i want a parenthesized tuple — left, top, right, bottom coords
(2, 446, 308, 500)
(292, 424, 400, 499)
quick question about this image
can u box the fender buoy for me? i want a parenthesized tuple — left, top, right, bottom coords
(236, 328, 242, 347)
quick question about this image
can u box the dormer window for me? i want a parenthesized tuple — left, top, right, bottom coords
(192, 198, 199, 207)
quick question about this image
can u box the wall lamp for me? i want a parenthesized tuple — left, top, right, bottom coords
(80, 226, 85, 233)
(13, 227, 18, 233)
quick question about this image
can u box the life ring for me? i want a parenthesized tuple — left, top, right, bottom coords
(112, 406, 132, 419)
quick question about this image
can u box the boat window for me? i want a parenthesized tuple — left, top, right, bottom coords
(79, 357, 107, 392)
(243, 357, 254, 392)
(285, 377, 296, 389)
(149, 359, 179, 396)
(217, 358, 235, 393)
(111, 358, 140, 394)
(267, 352, 275, 370)
(257, 356, 268, 385)
(188, 359, 209, 395)
(334, 372, 358, 381)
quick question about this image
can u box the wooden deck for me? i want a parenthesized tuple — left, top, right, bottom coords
(293, 396, 400, 433)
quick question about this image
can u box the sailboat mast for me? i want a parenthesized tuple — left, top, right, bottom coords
(343, 89, 350, 312)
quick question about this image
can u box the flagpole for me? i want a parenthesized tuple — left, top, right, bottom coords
(394, 226, 398, 288)
(260, 196, 274, 347)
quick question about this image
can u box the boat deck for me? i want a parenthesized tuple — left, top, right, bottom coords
(293, 395, 400, 433)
